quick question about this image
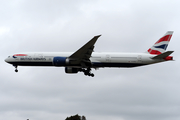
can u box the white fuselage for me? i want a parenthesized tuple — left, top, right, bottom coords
(4, 32, 174, 76)
(5, 52, 163, 68)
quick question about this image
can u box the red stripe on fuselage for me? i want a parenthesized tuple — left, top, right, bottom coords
(13, 54, 27, 56)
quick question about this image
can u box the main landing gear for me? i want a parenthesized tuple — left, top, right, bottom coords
(79, 68, 94, 77)
(13, 65, 18, 72)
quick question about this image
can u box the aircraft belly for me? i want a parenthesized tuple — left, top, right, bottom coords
(8, 61, 53, 66)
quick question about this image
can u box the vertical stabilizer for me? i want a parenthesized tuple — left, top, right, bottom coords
(147, 31, 173, 55)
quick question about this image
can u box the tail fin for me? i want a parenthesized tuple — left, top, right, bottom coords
(147, 31, 173, 55)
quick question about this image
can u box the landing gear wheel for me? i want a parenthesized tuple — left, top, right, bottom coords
(84, 71, 89, 76)
(15, 69, 18, 72)
(82, 68, 95, 77)
(90, 73, 94, 77)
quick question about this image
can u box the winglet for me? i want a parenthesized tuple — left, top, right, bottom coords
(94, 35, 101, 38)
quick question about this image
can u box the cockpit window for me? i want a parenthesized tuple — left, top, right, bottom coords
(8, 56, 10, 58)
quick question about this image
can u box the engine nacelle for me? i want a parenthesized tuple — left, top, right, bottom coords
(65, 67, 79, 74)
(53, 57, 69, 66)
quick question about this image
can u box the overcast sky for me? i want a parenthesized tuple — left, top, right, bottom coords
(1, 0, 180, 120)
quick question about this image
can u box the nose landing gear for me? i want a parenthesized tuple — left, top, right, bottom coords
(15, 69, 18, 72)
(13, 65, 18, 72)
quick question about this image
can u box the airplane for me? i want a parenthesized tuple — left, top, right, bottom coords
(5, 31, 174, 77)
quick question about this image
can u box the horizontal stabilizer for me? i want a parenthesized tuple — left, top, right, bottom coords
(152, 51, 174, 59)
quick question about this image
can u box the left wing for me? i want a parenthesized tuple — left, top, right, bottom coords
(68, 35, 101, 67)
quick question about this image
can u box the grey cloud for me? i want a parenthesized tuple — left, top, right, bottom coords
(1, 0, 180, 120)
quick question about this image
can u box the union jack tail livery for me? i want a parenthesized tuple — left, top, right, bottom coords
(147, 31, 173, 55)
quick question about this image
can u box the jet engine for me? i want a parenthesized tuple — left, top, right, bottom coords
(65, 67, 79, 73)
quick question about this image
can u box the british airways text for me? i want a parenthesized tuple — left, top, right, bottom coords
(20, 58, 46, 61)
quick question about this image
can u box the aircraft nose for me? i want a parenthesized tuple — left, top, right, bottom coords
(5, 57, 10, 63)
(5, 58, 8, 62)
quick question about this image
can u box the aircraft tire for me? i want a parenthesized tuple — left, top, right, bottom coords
(91, 74, 94, 77)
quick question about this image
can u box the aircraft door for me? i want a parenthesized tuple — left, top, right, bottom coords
(137, 55, 142, 63)
(34, 53, 44, 61)
(106, 54, 111, 62)
(34, 54, 43, 58)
